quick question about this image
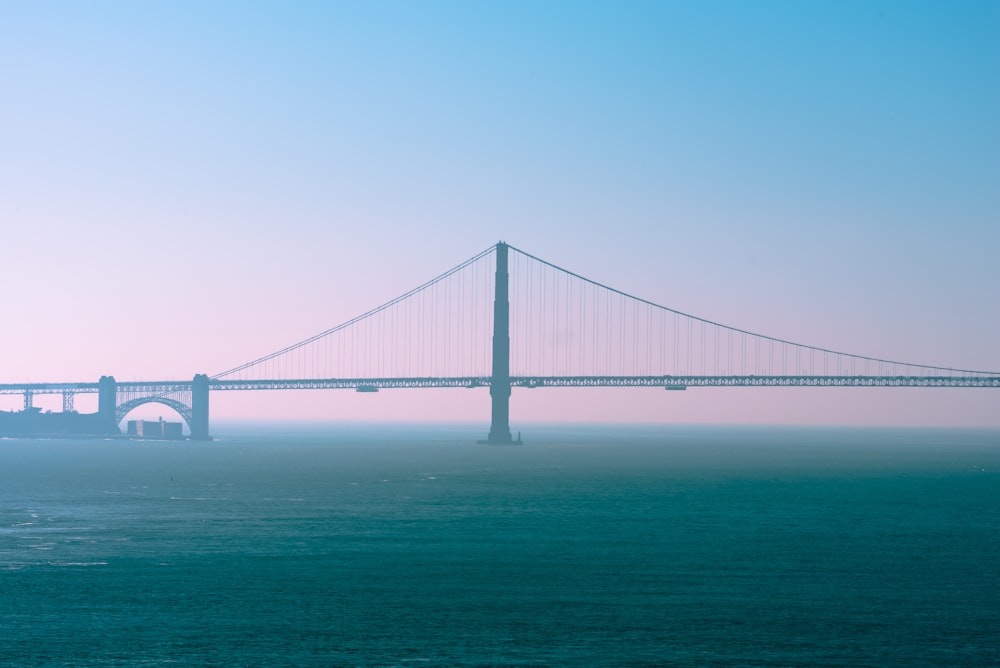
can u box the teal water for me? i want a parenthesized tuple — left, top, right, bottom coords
(2, 425, 998, 666)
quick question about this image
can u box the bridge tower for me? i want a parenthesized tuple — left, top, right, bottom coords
(98, 375, 117, 431)
(483, 242, 521, 444)
(191, 373, 211, 440)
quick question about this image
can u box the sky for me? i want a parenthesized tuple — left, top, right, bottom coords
(2, 0, 998, 428)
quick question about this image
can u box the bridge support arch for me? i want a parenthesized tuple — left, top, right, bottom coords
(104, 374, 211, 439)
(116, 396, 194, 431)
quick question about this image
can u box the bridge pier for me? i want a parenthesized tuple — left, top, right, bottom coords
(191, 373, 211, 440)
(482, 242, 522, 445)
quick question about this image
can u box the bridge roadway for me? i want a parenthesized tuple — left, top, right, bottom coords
(3, 374, 999, 397)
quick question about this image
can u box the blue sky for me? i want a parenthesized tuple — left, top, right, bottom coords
(2, 1, 997, 426)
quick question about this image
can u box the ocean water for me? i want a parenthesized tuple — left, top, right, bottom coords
(1, 424, 997, 666)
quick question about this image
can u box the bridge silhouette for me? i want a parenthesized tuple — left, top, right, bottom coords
(3, 242, 998, 441)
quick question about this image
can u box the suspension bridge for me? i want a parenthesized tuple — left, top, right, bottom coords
(2, 242, 998, 441)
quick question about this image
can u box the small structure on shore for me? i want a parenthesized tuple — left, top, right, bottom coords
(127, 417, 184, 440)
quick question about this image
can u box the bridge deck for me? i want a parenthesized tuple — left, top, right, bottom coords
(3, 375, 998, 396)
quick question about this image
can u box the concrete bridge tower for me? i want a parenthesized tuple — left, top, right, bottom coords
(98, 375, 118, 432)
(191, 373, 211, 440)
(483, 242, 520, 444)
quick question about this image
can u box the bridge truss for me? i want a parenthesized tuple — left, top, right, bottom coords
(5, 373, 996, 411)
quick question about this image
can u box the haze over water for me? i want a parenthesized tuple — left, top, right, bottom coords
(2, 424, 997, 666)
